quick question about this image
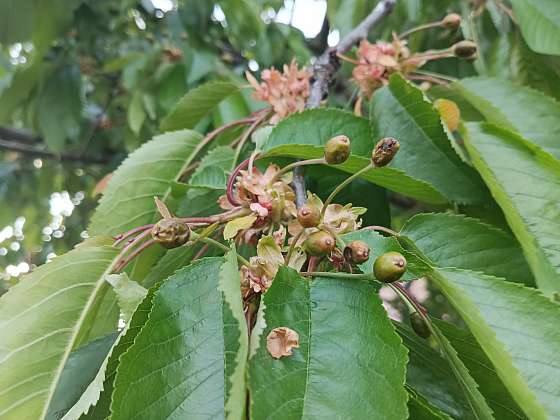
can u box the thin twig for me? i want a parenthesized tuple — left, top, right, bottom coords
(291, 0, 397, 206)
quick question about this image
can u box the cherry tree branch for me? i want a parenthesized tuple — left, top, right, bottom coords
(292, 0, 397, 206)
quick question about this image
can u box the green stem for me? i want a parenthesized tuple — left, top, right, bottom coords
(320, 164, 372, 219)
(398, 21, 442, 38)
(285, 229, 304, 266)
(190, 232, 250, 267)
(272, 158, 326, 183)
(301, 271, 373, 280)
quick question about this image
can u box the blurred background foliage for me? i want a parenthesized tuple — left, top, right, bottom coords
(0, 0, 558, 293)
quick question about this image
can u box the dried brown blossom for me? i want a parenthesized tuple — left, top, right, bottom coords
(266, 327, 300, 359)
(246, 59, 311, 124)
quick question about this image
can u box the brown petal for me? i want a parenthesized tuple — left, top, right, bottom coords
(266, 327, 300, 359)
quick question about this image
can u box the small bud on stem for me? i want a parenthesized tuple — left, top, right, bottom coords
(343, 240, 370, 264)
(452, 40, 477, 59)
(304, 230, 336, 257)
(410, 312, 431, 339)
(297, 204, 321, 228)
(151, 218, 191, 249)
(324, 135, 351, 165)
(372, 137, 400, 167)
(441, 13, 462, 29)
(373, 251, 407, 283)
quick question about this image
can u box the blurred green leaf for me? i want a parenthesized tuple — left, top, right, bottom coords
(510, 0, 560, 55)
(161, 81, 240, 131)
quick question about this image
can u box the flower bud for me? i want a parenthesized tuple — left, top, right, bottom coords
(304, 230, 336, 256)
(297, 203, 321, 228)
(151, 218, 191, 249)
(373, 251, 407, 283)
(324, 135, 351, 165)
(343, 240, 370, 264)
(441, 13, 461, 29)
(372, 137, 400, 167)
(410, 312, 431, 339)
(452, 40, 477, 59)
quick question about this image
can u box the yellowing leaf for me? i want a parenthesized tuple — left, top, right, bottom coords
(223, 215, 257, 240)
(434, 98, 460, 131)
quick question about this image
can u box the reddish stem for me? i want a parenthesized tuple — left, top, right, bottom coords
(113, 239, 156, 272)
(114, 224, 154, 245)
(226, 156, 260, 207)
(179, 207, 248, 224)
(118, 229, 152, 257)
(363, 225, 399, 237)
(393, 281, 428, 315)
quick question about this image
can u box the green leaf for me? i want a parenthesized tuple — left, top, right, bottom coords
(262, 108, 448, 204)
(407, 387, 452, 420)
(0, 241, 118, 420)
(63, 282, 160, 420)
(428, 267, 560, 420)
(455, 77, 560, 159)
(0, 0, 35, 45)
(398, 324, 489, 419)
(36, 65, 82, 153)
(461, 123, 560, 293)
(224, 215, 257, 240)
(105, 273, 147, 322)
(370, 75, 488, 204)
(45, 333, 117, 420)
(430, 324, 494, 420)
(89, 129, 203, 236)
(160, 81, 240, 131)
(400, 212, 534, 285)
(510, 0, 560, 55)
(327, 0, 370, 37)
(111, 255, 248, 419)
(435, 320, 527, 420)
(127, 90, 146, 135)
(248, 267, 409, 419)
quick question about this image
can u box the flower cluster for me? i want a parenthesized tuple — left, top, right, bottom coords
(351, 37, 413, 98)
(246, 59, 312, 124)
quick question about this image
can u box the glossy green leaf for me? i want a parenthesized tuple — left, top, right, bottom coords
(370, 74, 488, 204)
(90, 129, 203, 236)
(510, 0, 560, 55)
(398, 324, 489, 419)
(248, 267, 409, 419)
(435, 320, 526, 420)
(407, 387, 452, 420)
(461, 123, 560, 293)
(428, 267, 560, 420)
(0, 241, 118, 420)
(160, 81, 240, 131)
(127, 90, 146, 135)
(401, 212, 534, 285)
(262, 108, 448, 204)
(45, 333, 116, 420)
(111, 254, 248, 419)
(455, 77, 560, 159)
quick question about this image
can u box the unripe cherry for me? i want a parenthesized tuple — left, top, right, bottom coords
(324, 135, 351, 165)
(151, 218, 191, 249)
(373, 251, 407, 283)
(304, 230, 336, 256)
(410, 312, 431, 339)
(441, 13, 461, 29)
(372, 137, 400, 167)
(452, 40, 477, 59)
(343, 240, 370, 264)
(297, 204, 321, 228)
